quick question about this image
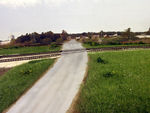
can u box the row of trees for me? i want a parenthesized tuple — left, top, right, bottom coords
(12, 30, 68, 46)
(72, 28, 150, 39)
(80, 28, 150, 45)
(9, 28, 150, 46)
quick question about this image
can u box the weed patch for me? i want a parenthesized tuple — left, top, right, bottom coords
(103, 71, 115, 78)
(97, 57, 107, 64)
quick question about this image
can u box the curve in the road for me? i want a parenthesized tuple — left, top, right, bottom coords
(6, 40, 88, 113)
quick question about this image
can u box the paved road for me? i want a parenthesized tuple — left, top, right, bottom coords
(7, 40, 88, 113)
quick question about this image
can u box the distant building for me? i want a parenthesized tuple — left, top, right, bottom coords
(76, 36, 89, 40)
(91, 35, 100, 39)
(81, 36, 89, 39)
(104, 34, 108, 38)
(0, 40, 10, 45)
(67, 36, 72, 40)
(76, 37, 80, 40)
(113, 33, 118, 37)
(136, 34, 150, 39)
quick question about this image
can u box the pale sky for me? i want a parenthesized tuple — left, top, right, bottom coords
(0, 0, 150, 40)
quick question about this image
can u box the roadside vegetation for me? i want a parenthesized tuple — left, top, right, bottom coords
(82, 42, 150, 48)
(0, 59, 55, 113)
(0, 30, 69, 55)
(77, 28, 150, 48)
(0, 45, 61, 55)
(77, 50, 150, 113)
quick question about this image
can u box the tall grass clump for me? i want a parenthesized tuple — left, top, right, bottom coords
(97, 57, 107, 64)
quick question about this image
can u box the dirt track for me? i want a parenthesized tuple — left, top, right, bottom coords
(6, 40, 88, 113)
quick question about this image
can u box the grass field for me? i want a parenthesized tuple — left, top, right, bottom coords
(77, 50, 150, 113)
(0, 45, 61, 55)
(83, 43, 150, 48)
(0, 59, 55, 113)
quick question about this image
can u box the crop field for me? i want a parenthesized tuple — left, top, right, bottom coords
(77, 49, 150, 113)
(83, 43, 150, 48)
(0, 59, 55, 113)
(0, 45, 61, 55)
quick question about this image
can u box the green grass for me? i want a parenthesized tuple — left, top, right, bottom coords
(77, 50, 150, 113)
(0, 45, 61, 55)
(83, 43, 150, 48)
(0, 59, 55, 113)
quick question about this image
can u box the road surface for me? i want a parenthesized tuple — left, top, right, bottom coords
(6, 40, 88, 113)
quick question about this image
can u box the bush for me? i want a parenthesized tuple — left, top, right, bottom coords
(50, 42, 57, 48)
(87, 42, 99, 46)
(20, 69, 32, 75)
(97, 57, 106, 64)
(103, 71, 115, 78)
(29, 60, 40, 64)
(102, 38, 122, 45)
(138, 41, 145, 44)
(10, 46, 19, 49)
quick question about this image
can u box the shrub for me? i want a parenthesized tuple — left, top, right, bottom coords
(97, 57, 106, 64)
(20, 69, 32, 75)
(29, 60, 40, 64)
(103, 71, 115, 78)
(138, 41, 145, 44)
(89, 42, 99, 46)
(50, 42, 57, 48)
(101, 38, 121, 45)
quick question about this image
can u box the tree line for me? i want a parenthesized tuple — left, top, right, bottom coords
(71, 28, 150, 38)
(9, 27, 150, 47)
(11, 30, 68, 46)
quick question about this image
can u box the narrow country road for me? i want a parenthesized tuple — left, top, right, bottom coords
(6, 40, 88, 113)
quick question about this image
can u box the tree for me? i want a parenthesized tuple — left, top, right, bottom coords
(146, 28, 150, 35)
(42, 38, 52, 45)
(10, 35, 15, 45)
(56, 37, 63, 44)
(14, 30, 62, 46)
(122, 28, 135, 39)
(61, 30, 68, 40)
(45, 31, 54, 41)
(100, 30, 104, 37)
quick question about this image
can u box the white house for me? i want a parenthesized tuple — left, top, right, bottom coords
(136, 35, 150, 39)
(76, 37, 80, 40)
(0, 40, 10, 45)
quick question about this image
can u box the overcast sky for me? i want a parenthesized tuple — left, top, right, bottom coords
(0, 0, 150, 40)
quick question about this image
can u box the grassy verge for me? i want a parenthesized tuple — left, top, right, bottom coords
(0, 59, 55, 113)
(0, 68, 11, 76)
(77, 49, 150, 113)
(83, 43, 150, 48)
(0, 45, 61, 55)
